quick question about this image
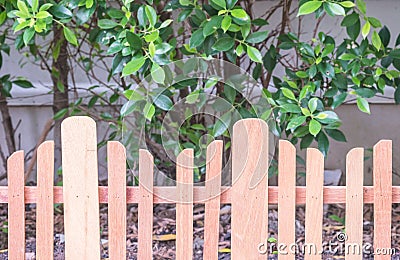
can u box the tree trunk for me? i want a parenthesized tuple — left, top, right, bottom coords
(0, 86, 16, 178)
(51, 26, 69, 179)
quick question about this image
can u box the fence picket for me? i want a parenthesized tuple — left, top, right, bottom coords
(203, 141, 223, 260)
(373, 140, 392, 260)
(138, 149, 154, 259)
(304, 148, 324, 260)
(278, 140, 296, 259)
(36, 141, 54, 259)
(345, 148, 364, 259)
(231, 119, 269, 259)
(61, 116, 100, 260)
(108, 141, 127, 259)
(7, 151, 25, 260)
(176, 149, 194, 260)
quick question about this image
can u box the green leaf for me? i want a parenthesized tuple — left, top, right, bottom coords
(341, 12, 359, 27)
(190, 29, 204, 48)
(63, 27, 78, 46)
(17, 0, 30, 17)
(281, 104, 301, 113)
(308, 98, 318, 113)
(151, 63, 165, 84)
(122, 56, 146, 76)
(235, 44, 244, 56)
(371, 30, 382, 50)
(31, 0, 39, 12)
(178, 9, 192, 22)
(287, 116, 306, 130)
(356, 0, 366, 14)
(309, 119, 322, 137)
(368, 17, 382, 28)
(221, 16, 231, 33)
(317, 131, 329, 157)
(356, 97, 370, 114)
(203, 16, 223, 36)
(36, 11, 51, 19)
(211, 0, 226, 9)
(53, 108, 68, 120)
(23, 27, 35, 46)
(325, 129, 347, 142)
(379, 26, 391, 48)
(98, 19, 119, 29)
(394, 87, 400, 104)
(212, 37, 235, 51)
(246, 31, 269, 44)
(361, 21, 371, 39)
(153, 94, 172, 110)
(143, 102, 155, 120)
(145, 5, 157, 27)
(282, 88, 296, 101)
(339, 1, 355, 8)
(297, 1, 322, 16)
(213, 112, 231, 137)
(246, 46, 262, 63)
(327, 3, 345, 16)
(50, 4, 72, 19)
(39, 3, 53, 11)
(126, 31, 142, 51)
(389, 49, 400, 59)
(231, 9, 248, 20)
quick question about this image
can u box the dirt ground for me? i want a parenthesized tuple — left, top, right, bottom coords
(0, 203, 400, 259)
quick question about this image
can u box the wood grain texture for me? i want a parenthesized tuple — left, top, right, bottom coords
(176, 149, 194, 260)
(345, 148, 364, 259)
(231, 119, 269, 260)
(4, 185, 400, 204)
(108, 141, 127, 260)
(304, 148, 324, 260)
(373, 140, 392, 260)
(138, 149, 154, 260)
(36, 141, 54, 260)
(7, 151, 25, 260)
(278, 140, 296, 259)
(61, 116, 100, 260)
(203, 141, 223, 260)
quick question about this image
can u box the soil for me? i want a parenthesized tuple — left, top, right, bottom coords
(0, 203, 400, 259)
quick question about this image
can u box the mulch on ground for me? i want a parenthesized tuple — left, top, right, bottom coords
(0, 203, 400, 259)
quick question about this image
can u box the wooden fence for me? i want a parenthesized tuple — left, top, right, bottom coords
(1, 116, 396, 259)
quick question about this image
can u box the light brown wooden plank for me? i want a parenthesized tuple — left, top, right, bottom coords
(36, 141, 54, 259)
(304, 148, 324, 260)
(61, 116, 100, 259)
(108, 141, 127, 260)
(5, 185, 400, 205)
(138, 149, 154, 260)
(373, 140, 392, 260)
(231, 119, 269, 259)
(7, 151, 25, 260)
(176, 149, 194, 260)
(345, 148, 364, 259)
(203, 141, 223, 260)
(278, 140, 296, 259)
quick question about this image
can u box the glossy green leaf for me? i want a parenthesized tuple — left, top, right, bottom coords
(145, 5, 157, 27)
(212, 37, 235, 51)
(143, 102, 155, 120)
(221, 16, 231, 33)
(297, 1, 322, 16)
(361, 21, 370, 38)
(356, 97, 370, 114)
(245, 31, 269, 44)
(153, 94, 172, 110)
(372, 30, 382, 50)
(246, 45, 262, 63)
(327, 3, 345, 16)
(309, 119, 322, 136)
(98, 19, 119, 29)
(231, 9, 248, 20)
(63, 27, 78, 46)
(122, 56, 146, 76)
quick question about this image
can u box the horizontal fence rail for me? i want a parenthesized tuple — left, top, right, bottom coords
(3, 116, 396, 260)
